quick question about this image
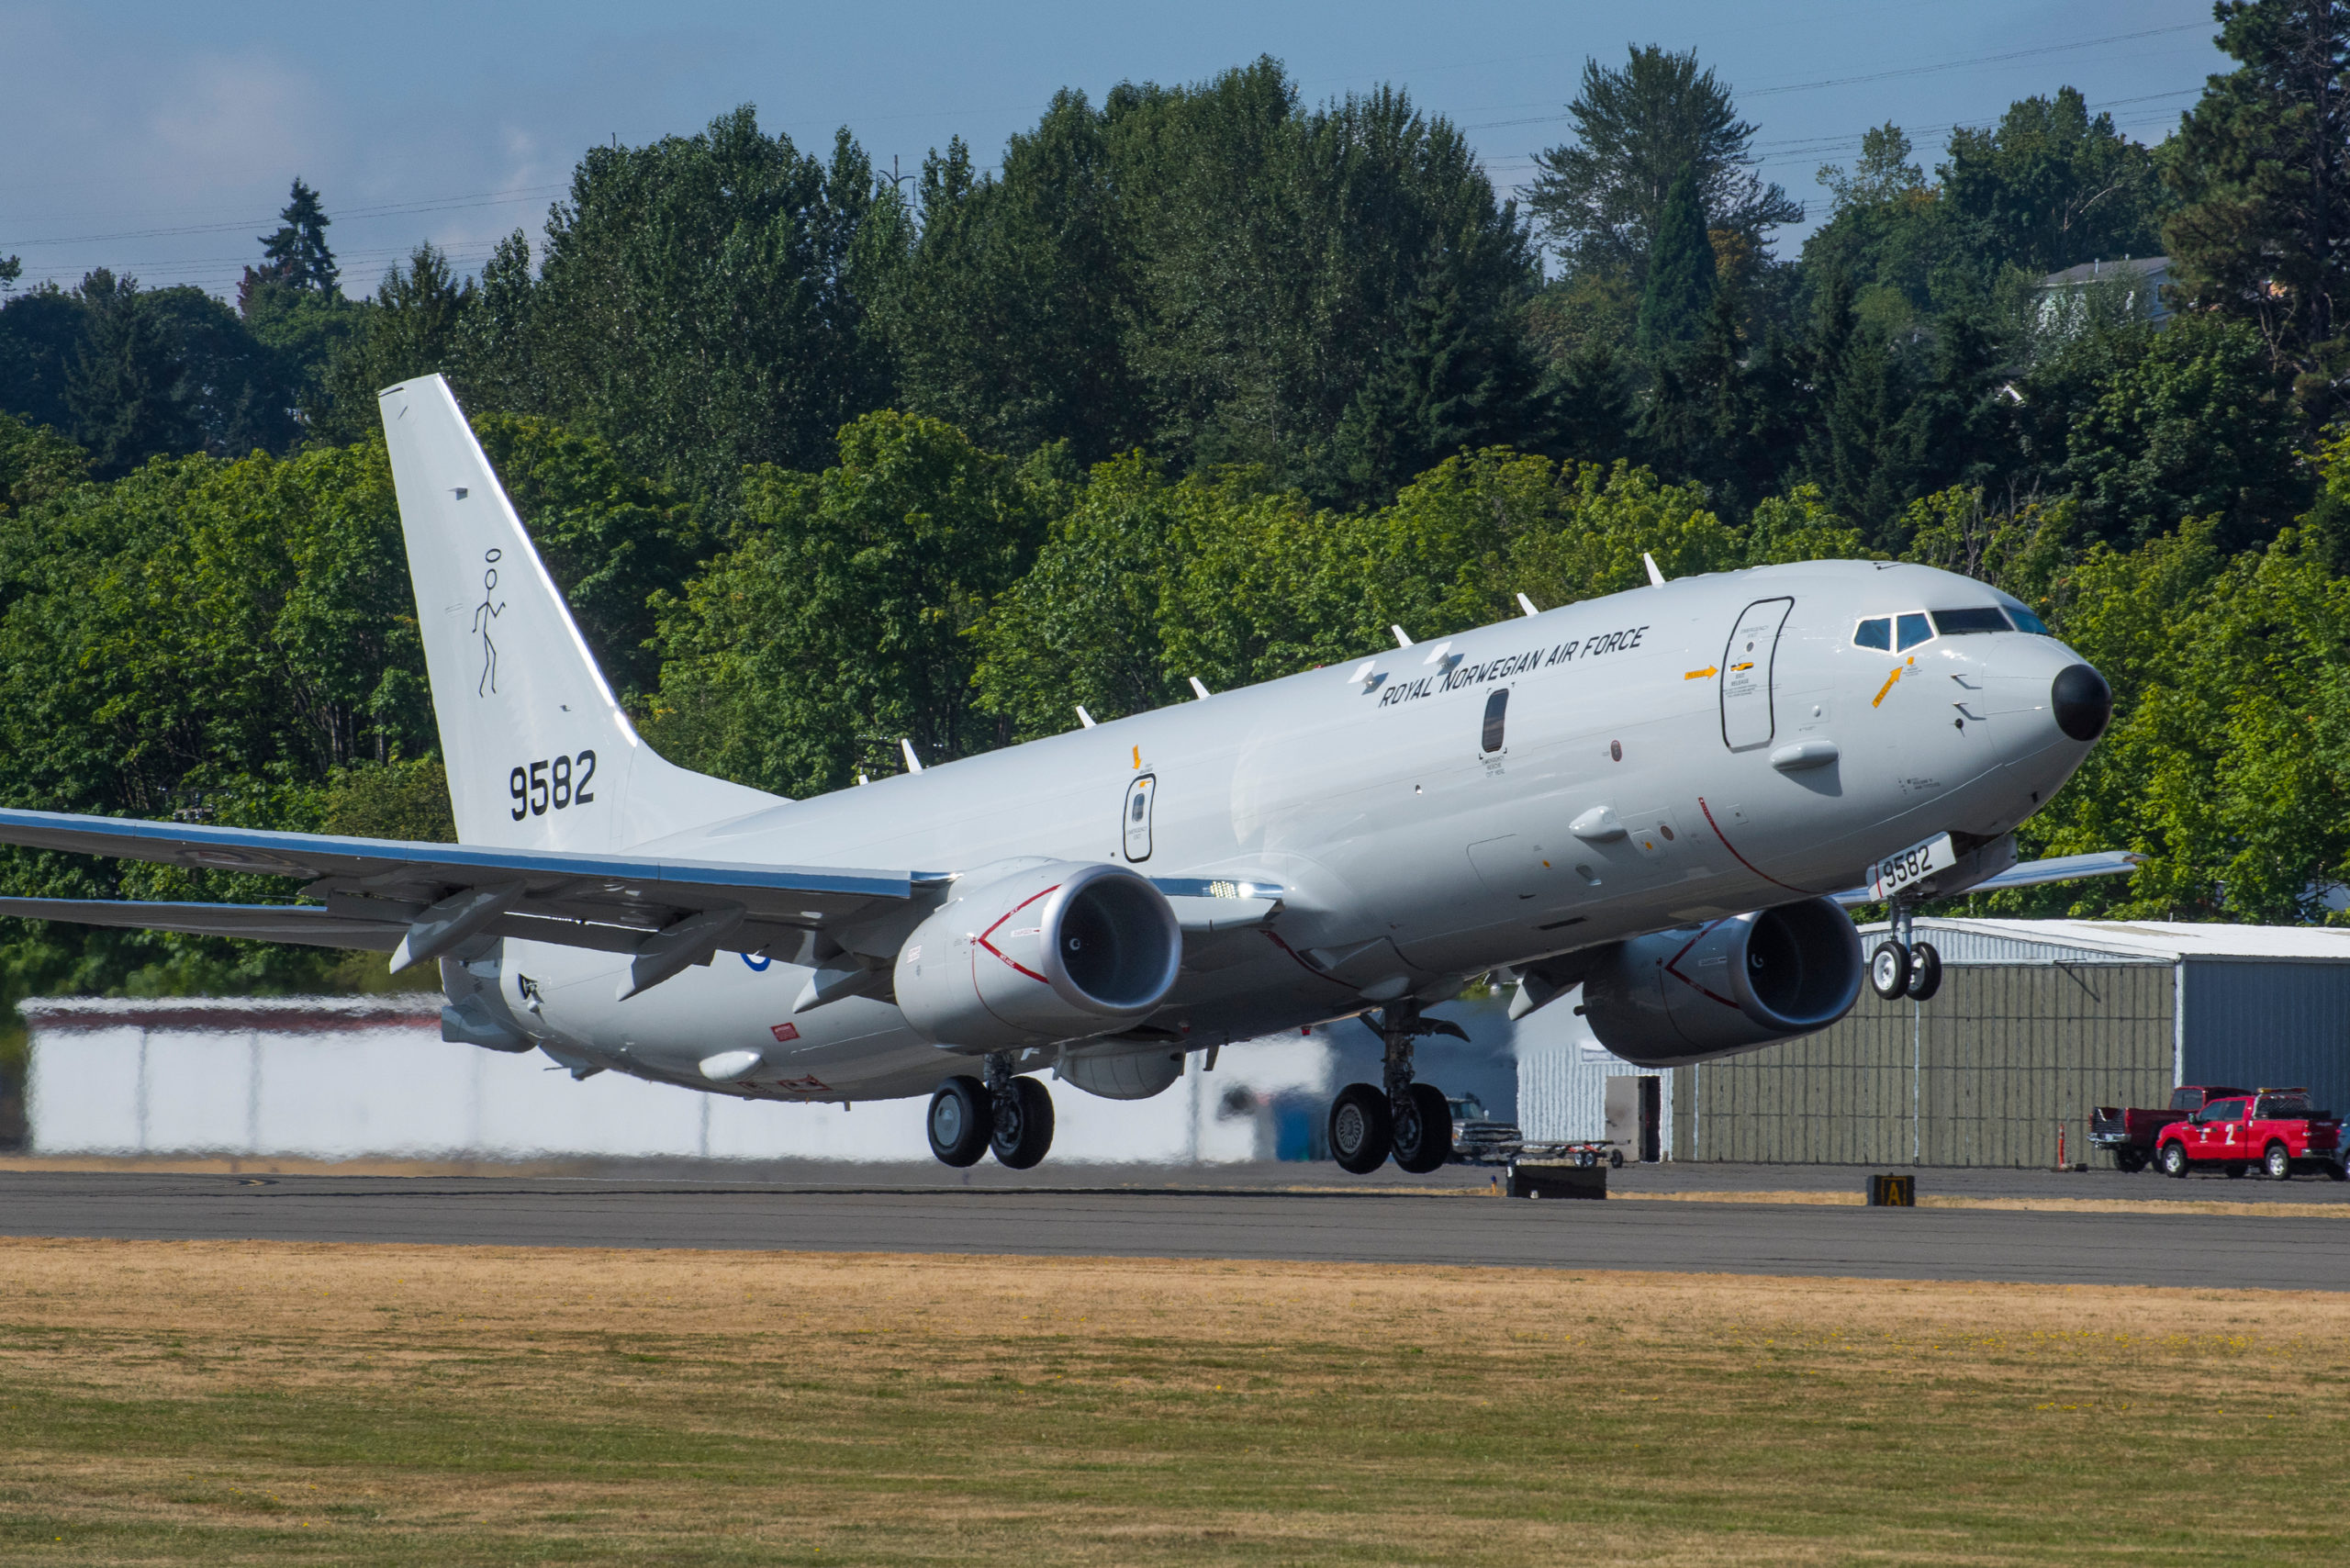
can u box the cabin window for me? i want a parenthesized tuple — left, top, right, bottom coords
(1852, 617, 1891, 651)
(1895, 612, 1933, 651)
(1481, 689, 1508, 753)
(1931, 607, 2012, 636)
(2005, 603, 2052, 635)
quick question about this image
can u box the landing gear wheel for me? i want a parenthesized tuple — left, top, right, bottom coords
(927, 1075, 990, 1168)
(990, 1076, 1056, 1170)
(2159, 1141, 2189, 1178)
(2263, 1141, 2292, 1182)
(1608, 1148, 1626, 1169)
(1328, 1082, 1393, 1174)
(1905, 942, 1942, 1002)
(1870, 941, 1911, 1001)
(1390, 1082, 1454, 1173)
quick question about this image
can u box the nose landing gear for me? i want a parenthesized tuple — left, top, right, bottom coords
(1868, 899, 1942, 1002)
(1327, 1003, 1468, 1174)
(926, 1055, 1057, 1169)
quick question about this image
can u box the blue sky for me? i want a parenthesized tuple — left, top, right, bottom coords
(1, 0, 2221, 299)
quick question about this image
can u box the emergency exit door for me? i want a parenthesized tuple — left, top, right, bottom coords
(1720, 597, 1794, 750)
(1123, 773, 1156, 861)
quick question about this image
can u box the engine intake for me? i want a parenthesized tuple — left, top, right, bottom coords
(1582, 897, 1863, 1067)
(894, 859, 1182, 1051)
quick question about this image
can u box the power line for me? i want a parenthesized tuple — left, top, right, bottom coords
(1458, 21, 2210, 131)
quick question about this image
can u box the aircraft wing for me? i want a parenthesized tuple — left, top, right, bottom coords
(1830, 850, 2143, 908)
(0, 807, 938, 997)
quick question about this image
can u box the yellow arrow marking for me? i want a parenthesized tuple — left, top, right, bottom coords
(1684, 666, 1718, 680)
(1871, 658, 1916, 708)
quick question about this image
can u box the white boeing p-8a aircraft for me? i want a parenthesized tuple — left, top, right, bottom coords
(0, 375, 2124, 1174)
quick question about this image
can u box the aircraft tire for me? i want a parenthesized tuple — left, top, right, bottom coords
(991, 1076, 1056, 1170)
(1328, 1082, 1393, 1174)
(1390, 1082, 1454, 1173)
(1905, 943, 1942, 1002)
(926, 1076, 991, 1167)
(1869, 941, 1911, 1001)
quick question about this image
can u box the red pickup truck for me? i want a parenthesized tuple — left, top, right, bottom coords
(2153, 1090, 2346, 1181)
(2090, 1086, 2248, 1172)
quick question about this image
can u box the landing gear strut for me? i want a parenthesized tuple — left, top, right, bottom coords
(926, 1056, 1056, 1169)
(1869, 899, 1942, 1002)
(1328, 1002, 1467, 1174)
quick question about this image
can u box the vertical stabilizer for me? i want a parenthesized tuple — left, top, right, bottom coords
(378, 375, 779, 849)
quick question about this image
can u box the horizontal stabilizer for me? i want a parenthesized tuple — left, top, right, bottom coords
(1831, 850, 2142, 908)
(0, 897, 408, 950)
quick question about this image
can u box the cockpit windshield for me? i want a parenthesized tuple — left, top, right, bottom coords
(1855, 604, 2045, 651)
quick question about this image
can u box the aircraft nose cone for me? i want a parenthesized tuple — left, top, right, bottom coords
(2051, 663, 2111, 743)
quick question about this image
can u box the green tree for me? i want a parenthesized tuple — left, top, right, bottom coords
(2165, 0, 2350, 402)
(63, 271, 200, 476)
(310, 245, 475, 444)
(0, 409, 88, 514)
(2031, 312, 2308, 549)
(1942, 87, 2169, 275)
(475, 108, 887, 502)
(241, 177, 340, 304)
(648, 411, 1051, 793)
(1636, 168, 1718, 357)
(867, 98, 1147, 466)
(1527, 45, 1801, 284)
(471, 413, 707, 703)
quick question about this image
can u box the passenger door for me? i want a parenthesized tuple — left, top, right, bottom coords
(1720, 599, 1795, 751)
(1122, 773, 1156, 862)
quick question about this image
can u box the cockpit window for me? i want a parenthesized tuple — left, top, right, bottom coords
(1852, 617, 1892, 651)
(2005, 603, 2052, 635)
(1931, 607, 2013, 636)
(1896, 612, 1932, 651)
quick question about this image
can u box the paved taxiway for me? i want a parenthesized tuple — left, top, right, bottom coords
(4, 1166, 2345, 1289)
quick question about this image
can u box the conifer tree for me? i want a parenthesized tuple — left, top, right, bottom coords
(1636, 169, 1717, 360)
(240, 179, 339, 314)
(2165, 0, 2350, 405)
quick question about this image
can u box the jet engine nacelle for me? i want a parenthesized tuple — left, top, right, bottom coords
(893, 859, 1183, 1052)
(1582, 897, 1863, 1067)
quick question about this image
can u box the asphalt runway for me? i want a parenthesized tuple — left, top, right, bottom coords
(5, 1168, 2348, 1290)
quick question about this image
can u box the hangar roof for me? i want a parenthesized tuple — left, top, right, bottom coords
(1863, 917, 2350, 967)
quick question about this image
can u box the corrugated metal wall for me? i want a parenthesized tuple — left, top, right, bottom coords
(1670, 964, 2174, 1166)
(1517, 1036, 1673, 1154)
(2181, 961, 2350, 1115)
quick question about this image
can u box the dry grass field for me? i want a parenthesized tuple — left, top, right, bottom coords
(1, 1238, 2344, 1566)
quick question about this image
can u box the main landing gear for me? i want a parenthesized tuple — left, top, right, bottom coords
(1328, 1003, 1469, 1175)
(927, 1055, 1056, 1170)
(1869, 898, 1942, 1002)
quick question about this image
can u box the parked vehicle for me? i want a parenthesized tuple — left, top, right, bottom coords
(2153, 1090, 2345, 1181)
(2091, 1086, 2249, 1172)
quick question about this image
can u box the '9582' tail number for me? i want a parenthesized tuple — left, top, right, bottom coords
(510, 751, 597, 819)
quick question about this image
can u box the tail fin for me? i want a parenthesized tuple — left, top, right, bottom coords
(377, 375, 780, 850)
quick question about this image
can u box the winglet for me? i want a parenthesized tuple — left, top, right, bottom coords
(1391, 624, 1414, 648)
(1643, 553, 1667, 588)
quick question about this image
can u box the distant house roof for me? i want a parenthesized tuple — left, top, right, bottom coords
(18, 994, 441, 1034)
(1863, 916, 2350, 966)
(2039, 255, 2168, 288)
